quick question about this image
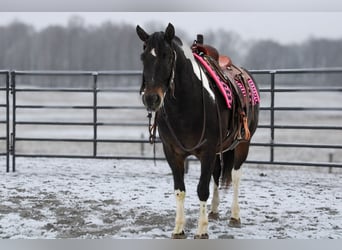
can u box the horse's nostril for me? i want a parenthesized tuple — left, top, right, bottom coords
(148, 94, 160, 104)
(143, 93, 162, 110)
(152, 94, 160, 104)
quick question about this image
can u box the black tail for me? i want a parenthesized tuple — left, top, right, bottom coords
(213, 151, 234, 188)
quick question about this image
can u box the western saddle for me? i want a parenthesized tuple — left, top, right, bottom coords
(191, 34, 252, 143)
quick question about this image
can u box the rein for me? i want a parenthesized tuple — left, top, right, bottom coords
(148, 111, 158, 165)
(148, 111, 158, 144)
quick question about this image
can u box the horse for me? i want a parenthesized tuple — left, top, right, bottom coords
(136, 23, 260, 239)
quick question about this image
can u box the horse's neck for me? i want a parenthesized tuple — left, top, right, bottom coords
(173, 51, 202, 100)
(164, 52, 204, 118)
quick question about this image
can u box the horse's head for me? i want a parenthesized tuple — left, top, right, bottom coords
(136, 23, 176, 112)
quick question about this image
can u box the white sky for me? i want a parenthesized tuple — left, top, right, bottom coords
(1, 12, 342, 44)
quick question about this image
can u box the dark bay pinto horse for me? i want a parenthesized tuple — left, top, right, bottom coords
(136, 23, 259, 239)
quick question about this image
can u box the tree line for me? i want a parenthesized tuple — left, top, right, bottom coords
(1, 17, 341, 86)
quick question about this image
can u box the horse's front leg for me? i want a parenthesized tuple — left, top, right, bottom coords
(173, 188, 186, 238)
(195, 153, 216, 239)
(163, 145, 187, 239)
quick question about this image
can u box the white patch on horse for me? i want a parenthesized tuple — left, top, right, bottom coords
(196, 201, 209, 236)
(231, 168, 242, 220)
(181, 44, 216, 101)
(173, 189, 186, 234)
(210, 182, 220, 214)
(150, 48, 157, 57)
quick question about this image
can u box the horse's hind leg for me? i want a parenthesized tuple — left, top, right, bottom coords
(209, 150, 234, 219)
(209, 156, 221, 220)
(229, 141, 250, 228)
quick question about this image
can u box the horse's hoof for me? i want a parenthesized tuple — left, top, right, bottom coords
(194, 233, 209, 239)
(208, 211, 219, 220)
(171, 231, 187, 239)
(229, 217, 241, 228)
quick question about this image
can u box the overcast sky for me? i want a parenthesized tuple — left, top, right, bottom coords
(1, 12, 342, 44)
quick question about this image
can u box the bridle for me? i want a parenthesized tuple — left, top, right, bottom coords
(144, 47, 177, 163)
(146, 48, 177, 144)
(146, 45, 208, 153)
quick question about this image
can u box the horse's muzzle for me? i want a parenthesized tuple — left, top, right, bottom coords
(142, 92, 163, 111)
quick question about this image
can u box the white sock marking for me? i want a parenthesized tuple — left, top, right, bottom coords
(210, 182, 220, 214)
(196, 201, 209, 236)
(173, 189, 186, 234)
(231, 168, 242, 220)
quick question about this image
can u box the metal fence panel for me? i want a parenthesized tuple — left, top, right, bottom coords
(250, 69, 342, 169)
(0, 71, 10, 172)
(2, 68, 342, 172)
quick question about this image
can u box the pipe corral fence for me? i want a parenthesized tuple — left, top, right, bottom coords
(1, 69, 342, 172)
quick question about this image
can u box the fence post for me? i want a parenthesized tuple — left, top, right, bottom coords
(6, 71, 10, 173)
(140, 133, 145, 156)
(10, 71, 16, 172)
(270, 71, 276, 163)
(329, 153, 333, 173)
(93, 72, 98, 158)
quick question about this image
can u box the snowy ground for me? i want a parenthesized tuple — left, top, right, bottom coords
(1, 79, 341, 239)
(1, 157, 341, 239)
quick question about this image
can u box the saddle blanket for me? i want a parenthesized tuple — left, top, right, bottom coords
(193, 53, 260, 109)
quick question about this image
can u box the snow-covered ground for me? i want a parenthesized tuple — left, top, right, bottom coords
(1, 80, 341, 239)
(1, 157, 341, 239)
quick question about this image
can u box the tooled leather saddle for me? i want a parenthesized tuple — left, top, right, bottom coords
(191, 34, 260, 143)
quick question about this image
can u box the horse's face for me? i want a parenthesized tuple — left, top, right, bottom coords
(136, 23, 175, 112)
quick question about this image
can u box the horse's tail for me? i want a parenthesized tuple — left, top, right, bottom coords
(221, 165, 232, 188)
(214, 152, 234, 188)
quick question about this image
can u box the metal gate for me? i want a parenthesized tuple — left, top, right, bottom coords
(0, 71, 10, 172)
(2, 68, 342, 172)
(250, 68, 342, 168)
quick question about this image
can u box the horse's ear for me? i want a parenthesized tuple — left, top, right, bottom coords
(136, 25, 149, 42)
(164, 23, 175, 43)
